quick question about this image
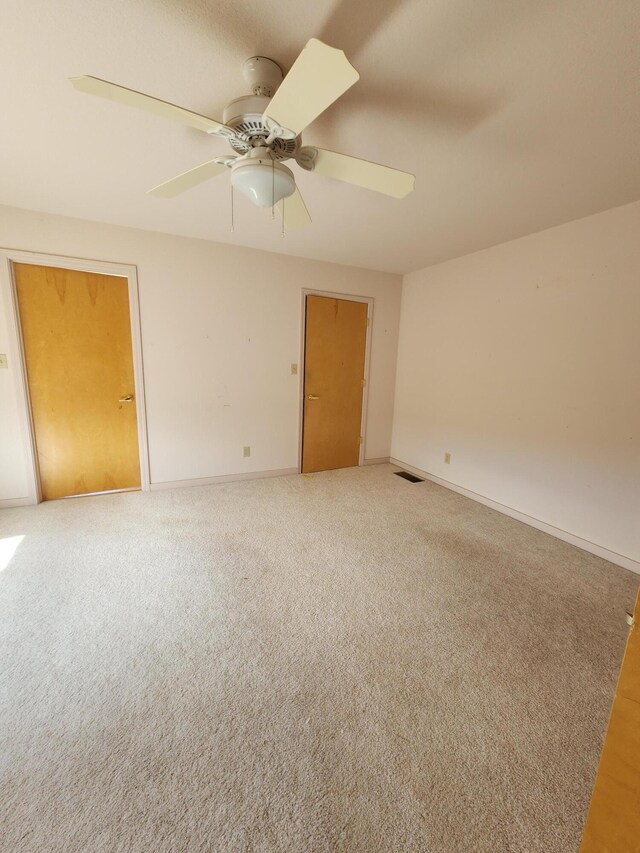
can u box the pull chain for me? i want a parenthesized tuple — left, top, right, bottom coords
(281, 196, 285, 238)
(271, 158, 275, 220)
(230, 184, 234, 232)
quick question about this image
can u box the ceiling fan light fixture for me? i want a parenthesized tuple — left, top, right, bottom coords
(71, 39, 414, 228)
(231, 156, 295, 208)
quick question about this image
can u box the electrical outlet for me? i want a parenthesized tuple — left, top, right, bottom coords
(0, 354, 7, 369)
(243, 446, 250, 457)
(291, 363, 298, 375)
(444, 452, 451, 464)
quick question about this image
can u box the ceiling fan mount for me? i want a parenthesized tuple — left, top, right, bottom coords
(70, 38, 415, 229)
(242, 55, 284, 98)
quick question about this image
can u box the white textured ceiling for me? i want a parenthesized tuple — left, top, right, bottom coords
(1, 0, 639, 274)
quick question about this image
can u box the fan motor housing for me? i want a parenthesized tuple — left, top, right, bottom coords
(223, 95, 299, 161)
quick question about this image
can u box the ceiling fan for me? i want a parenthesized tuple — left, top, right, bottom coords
(69, 39, 415, 230)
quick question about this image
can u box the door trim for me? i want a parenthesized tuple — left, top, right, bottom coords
(0, 248, 151, 503)
(298, 289, 374, 474)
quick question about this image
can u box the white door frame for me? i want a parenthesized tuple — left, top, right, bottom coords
(298, 289, 374, 473)
(0, 248, 151, 504)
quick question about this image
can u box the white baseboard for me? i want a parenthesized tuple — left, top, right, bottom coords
(389, 457, 640, 575)
(0, 496, 33, 509)
(0, 461, 388, 505)
(149, 467, 298, 492)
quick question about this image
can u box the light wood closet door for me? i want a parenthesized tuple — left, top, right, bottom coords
(580, 590, 640, 852)
(302, 295, 368, 473)
(14, 264, 141, 500)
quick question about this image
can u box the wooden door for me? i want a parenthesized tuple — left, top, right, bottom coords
(14, 264, 141, 500)
(580, 589, 640, 852)
(302, 295, 368, 473)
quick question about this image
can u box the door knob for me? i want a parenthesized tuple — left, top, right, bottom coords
(306, 394, 319, 400)
(118, 394, 134, 403)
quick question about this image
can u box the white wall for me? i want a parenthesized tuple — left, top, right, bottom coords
(392, 201, 640, 567)
(0, 205, 401, 501)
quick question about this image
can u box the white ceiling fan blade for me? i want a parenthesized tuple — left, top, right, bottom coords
(276, 187, 312, 229)
(148, 160, 229, 198)
(263, 39, 359, 138)
(69, 76, 235, 138)
(305, 148, 415, 198)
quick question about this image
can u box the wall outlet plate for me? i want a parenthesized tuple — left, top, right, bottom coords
(243, 446, 251, 457)
(0, 354, 8, 369)
(444, 452, 451, 464)
(291, 363, 298, 375)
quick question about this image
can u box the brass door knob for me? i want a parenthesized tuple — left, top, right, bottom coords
(306, 394, 319, 400)
(118, 394, 134, 403)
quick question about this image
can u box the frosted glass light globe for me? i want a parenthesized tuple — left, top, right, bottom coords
(231, 159, 295, 208)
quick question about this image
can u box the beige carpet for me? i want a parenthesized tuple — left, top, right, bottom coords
(0, 464, 636, 852)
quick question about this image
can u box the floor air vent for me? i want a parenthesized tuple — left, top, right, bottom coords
(394, 470, 424, 483)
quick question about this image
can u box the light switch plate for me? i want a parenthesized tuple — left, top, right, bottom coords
(243, 446, 250, 457)
(0, 354, 8, 369)
(444, 452, 451, 464)
(291, 363, 298, 375)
